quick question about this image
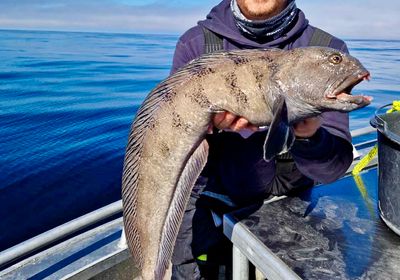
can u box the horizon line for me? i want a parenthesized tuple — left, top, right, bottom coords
(1, 27, 399, 42)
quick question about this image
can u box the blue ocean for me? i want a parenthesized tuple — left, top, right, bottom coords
(0, 29, 399, 251)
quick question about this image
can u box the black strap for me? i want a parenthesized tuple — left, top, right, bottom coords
(202, 26, 333, 53)
(203, 27, 224, 54)
(202, 28, 224, 135)
(308, 27, 333, 47)
(276, 152, 292, 161)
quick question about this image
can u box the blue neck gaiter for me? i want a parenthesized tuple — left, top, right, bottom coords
(231, 0, 298, 42)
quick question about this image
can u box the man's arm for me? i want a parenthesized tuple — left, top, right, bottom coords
(290, 111, 353, 184)
(171, 27, 204, 74)
(214, 113, 353, 185)
(171, 40, 193, 74)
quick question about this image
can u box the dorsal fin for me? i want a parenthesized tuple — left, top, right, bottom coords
(121, 76, 170, 268)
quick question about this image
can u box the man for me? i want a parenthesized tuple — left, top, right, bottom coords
(170, 0, 354, 279)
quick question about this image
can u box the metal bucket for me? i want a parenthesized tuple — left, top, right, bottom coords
(370, 104, 400, 236)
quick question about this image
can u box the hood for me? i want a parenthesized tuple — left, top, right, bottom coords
(198, 0, 309, 48)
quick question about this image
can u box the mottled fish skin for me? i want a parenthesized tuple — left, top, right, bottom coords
(121, 47, 370, 280)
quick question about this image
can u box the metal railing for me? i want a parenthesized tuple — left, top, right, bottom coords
(350, 126, 376, 138)
(0, 201, 123, 268)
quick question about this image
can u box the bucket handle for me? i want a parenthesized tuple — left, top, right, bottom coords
(370, 103, 400, 145)
(370, 103, 391, 129)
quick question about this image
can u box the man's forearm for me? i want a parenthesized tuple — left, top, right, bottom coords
(291, 128, 353, 184)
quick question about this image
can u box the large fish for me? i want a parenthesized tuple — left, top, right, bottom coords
(122, 47, 371, 280)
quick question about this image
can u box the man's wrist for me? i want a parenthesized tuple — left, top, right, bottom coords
(291, 128, 336, 160)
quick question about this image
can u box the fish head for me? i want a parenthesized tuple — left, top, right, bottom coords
(275, 47, 371, 117)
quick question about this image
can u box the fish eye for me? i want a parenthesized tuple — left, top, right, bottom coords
(328, 54, 342, 64)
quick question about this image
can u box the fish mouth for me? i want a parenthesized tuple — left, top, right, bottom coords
(326, 71, 372, 106)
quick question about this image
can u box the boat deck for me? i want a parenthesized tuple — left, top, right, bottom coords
(224, 167, 400, 279)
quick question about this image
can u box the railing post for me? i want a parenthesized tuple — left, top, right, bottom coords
(233, 245, 249, 280)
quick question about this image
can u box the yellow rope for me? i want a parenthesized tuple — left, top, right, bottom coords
(386, 100, 400, 113)
(352, 100, 400, 176)
(352, 175, 376, 218)
(352, 146, 378, 175)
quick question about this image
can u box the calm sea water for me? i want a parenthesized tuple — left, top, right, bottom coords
(0, 30, 399, 251)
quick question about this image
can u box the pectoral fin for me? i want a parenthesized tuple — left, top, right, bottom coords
(263, 96, 295, 162)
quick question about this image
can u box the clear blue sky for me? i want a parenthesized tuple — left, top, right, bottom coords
(0, 0, 399, 39)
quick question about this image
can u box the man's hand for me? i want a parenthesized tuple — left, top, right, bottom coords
(213, 112, 258, 132)
(293, 117, 322, 138)
(212, 112, 321, 138)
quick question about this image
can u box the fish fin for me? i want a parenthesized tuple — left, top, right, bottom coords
(122, 75, 170, 268)
(263, 96, 295, 162)
(155, 140, 209, 280)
